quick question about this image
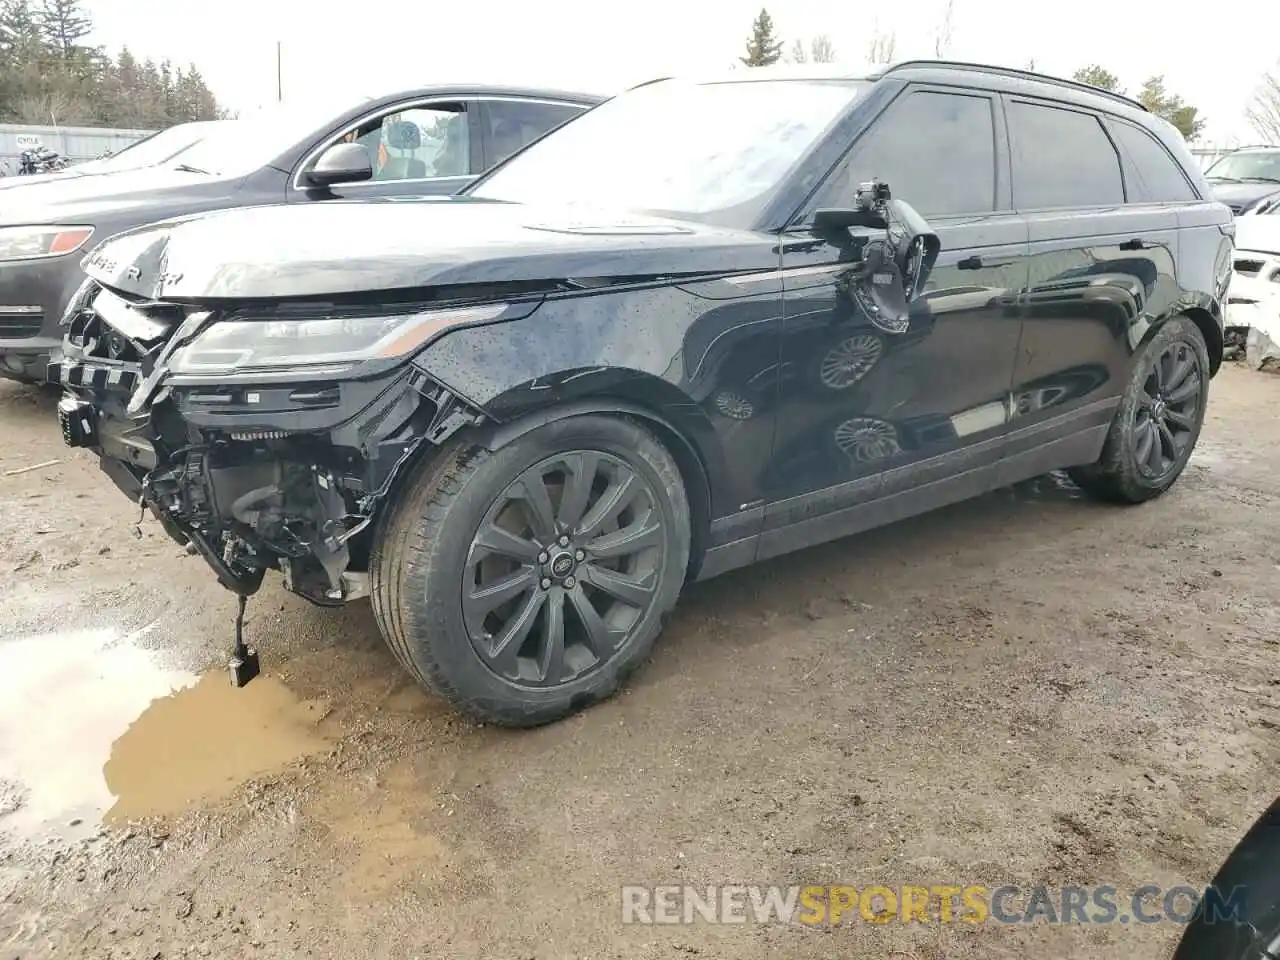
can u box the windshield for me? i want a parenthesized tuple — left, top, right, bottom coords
(1206, 151, 1280, 183)
(166, 96, 371, 178)
(469, 77, 869, 228)
(82, 123, 217, 174)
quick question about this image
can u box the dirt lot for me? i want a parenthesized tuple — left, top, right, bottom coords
(0, 363, 1276, 960)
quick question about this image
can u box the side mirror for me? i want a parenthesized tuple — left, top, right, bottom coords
(305, 142, 373, 188)
(886, 198, 941, 301)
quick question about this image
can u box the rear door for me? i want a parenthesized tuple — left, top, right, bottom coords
(761, 85, 1029, 555)
(1011, 99, 1182, 462)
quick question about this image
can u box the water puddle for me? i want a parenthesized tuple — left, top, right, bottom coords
(0, 626, 329, 844)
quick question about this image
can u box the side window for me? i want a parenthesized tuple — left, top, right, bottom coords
(807, 90, 996, 218)
(485, 100, 586, 167)
(340, 103, 473, 182)
(1106, 120, 1196, 203)
(1007, 101, 1123, 209)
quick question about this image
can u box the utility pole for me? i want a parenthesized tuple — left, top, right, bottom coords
(276, 41, 282, 102)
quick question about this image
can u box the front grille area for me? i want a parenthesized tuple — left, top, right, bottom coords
(0, 311, 43, 338)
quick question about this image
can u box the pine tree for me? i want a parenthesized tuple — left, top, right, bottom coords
(741, 8, 782, 68)
(38, 0, 90, 58)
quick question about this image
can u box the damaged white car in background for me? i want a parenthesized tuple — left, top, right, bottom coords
(1229, 197, 1280, 369)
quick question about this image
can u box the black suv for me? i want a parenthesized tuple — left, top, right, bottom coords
(0, 85, 602, 382)
(55, 61, 1233, 726)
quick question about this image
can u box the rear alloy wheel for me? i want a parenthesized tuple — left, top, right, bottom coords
(1069, 316, 1209, 503)
(370, 414, 690, 727)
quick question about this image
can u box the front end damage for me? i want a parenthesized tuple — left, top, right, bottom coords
(53, 278, 508, 679)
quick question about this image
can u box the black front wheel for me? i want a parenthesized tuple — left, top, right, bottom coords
(1069, 316, 1210, 503)
(370, 414, 690, 727)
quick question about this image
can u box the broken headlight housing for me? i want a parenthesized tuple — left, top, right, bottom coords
(167, 303, 512, 377)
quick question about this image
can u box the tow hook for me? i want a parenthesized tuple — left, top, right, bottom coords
(229, 594, 260, 687)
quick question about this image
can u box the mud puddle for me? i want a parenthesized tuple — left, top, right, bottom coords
(0, 626, 330, 844)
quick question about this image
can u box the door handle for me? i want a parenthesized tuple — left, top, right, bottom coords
(1119, 237, 1146, 250)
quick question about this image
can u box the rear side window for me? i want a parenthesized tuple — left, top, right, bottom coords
(808, 90, 996, 217)
(1008, 101, 1123, 209)
(485, 100, 587, 166)
(1106, 120, 1196, 202)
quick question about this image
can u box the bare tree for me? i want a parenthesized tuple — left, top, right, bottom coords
(810, 34, 836, 63)
(934, 0, 954, 58)
(1245, 69, 1280, 143)
(789, 39, 806, 64)
(866, 30, 897, 65)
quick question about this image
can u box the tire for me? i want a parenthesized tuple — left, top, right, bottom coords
(1172, 798, 1280, 960)
(1068, 316, 1210, 504)
(370, 414, 691, 727)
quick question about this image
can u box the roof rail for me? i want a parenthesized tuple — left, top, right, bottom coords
(883, 59, 1149, 112)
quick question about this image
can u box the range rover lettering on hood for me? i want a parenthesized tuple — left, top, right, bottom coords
(79, 199, 779, 302)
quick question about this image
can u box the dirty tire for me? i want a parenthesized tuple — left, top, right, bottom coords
(1069, 316, 1209, 504)
(370, 414, 690, 728)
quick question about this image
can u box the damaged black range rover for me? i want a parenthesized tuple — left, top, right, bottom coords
(55, 62, 1231, 726)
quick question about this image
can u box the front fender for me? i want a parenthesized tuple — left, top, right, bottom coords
(410, 286, 738, 520)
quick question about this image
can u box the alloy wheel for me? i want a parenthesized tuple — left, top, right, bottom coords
(1132, 341, 1202, 480)
(462, 451, 668, 688)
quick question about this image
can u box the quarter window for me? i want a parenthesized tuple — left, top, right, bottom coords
(485, 100, 586, 167)
(808, 90, 997, 218)
(1008, 101, 1123, 209)
(1106, 120, 1196, 203)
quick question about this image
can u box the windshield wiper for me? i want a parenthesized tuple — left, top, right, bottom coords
(172, 163, 212, 175)
(1241, 176, 1280, 184)
(1209, 176, 1240, 182)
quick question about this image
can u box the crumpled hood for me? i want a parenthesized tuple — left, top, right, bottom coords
(80, 197, 779, 302)
(1234, 213, 1280, 256)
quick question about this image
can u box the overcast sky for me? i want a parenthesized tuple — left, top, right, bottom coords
(84, 0, 1276, 144)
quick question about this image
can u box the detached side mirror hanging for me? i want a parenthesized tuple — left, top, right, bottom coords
(886, 197, 941, 301)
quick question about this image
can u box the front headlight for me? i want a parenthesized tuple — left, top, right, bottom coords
(0, 225, 94, 262)
(167, 303, 512, 376)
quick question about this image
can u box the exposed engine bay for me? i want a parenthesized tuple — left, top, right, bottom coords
(54, 286, 486, 606)
(52, 279, 501, 681)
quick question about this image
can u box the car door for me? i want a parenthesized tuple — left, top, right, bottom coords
(759, 86, 1028, 556)
(477, 98, 593, 170)
(1012, 99, 1183, 466)
(288, 98, 483, 202)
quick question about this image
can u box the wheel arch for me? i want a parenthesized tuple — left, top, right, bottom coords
(1133, 305, 1223, 377)
(1179, 306, 1223, 376)
(467, 390, 719, 580)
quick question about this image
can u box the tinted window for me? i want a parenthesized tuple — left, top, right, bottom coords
(1008, 101, 1122, 209)
(809, 91, 996, 218)
(486, 100, 585, 166)
(1107, 120, 1195, 202)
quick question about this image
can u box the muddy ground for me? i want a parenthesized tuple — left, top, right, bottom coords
(0, 363, 1276, 960)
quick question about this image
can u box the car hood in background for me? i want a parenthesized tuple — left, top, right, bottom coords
(1208, 179, 1280, 211)
(81, 197, 781, 301)
(0, 166, 238, 222)
(0, 167, 90, 190)
(1234, 213, 1280, 255)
